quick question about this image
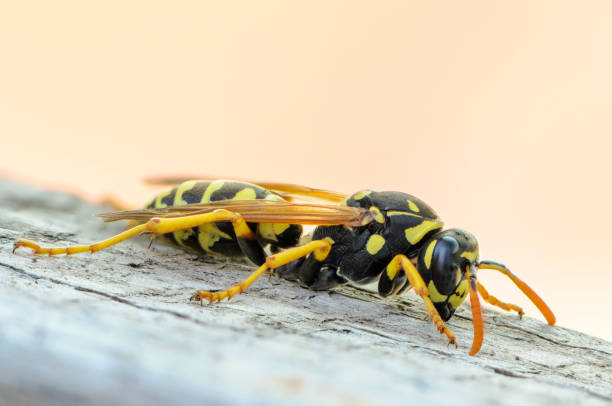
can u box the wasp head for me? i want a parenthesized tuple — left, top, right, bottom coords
(416, 228, 485, 354)
(416, 229, 480, 320)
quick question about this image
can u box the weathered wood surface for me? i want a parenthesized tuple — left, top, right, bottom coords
(0, 179, 610, 406)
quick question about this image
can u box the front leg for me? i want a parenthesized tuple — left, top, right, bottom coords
(386, 254, 458, 348)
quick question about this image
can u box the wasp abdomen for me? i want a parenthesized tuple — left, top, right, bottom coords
(146, 180, 301, 260)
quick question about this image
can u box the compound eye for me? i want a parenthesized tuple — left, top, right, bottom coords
(440, 236, 459, 254)
(430, 238, 461, 295)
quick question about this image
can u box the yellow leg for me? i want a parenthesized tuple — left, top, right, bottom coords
(386, 254, 457, 348)
(13, 209, 256, 256)
(476, 281, 524, 318)
(477, 260, 556, 325)
(190, 238, 333, 304)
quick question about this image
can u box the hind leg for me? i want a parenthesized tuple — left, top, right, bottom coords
(13, 209, 264, 264)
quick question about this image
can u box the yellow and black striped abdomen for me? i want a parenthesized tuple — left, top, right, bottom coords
(146, 180, 296, 257)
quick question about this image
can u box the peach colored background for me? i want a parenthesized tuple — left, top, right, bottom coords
(1, 2, 611, 341)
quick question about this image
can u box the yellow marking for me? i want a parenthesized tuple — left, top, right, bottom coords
(201, 180, 226, 203)
(366, 234, 385, 255)
(369, 206, 385, 223)
(407, 200, 420, 212)
(233, 187, 257, 201)
(258, 222, 290, 242)
(449, 280, 469, 309)
(353, 190, 373, 200)
(173, 180, 199, 246)
(258, 223, 278, 242)
(424, 240, 437, 269)
(273, 223, 290, 235)
(460, 249, 479, 262)
(404, 220, 444, 245)
(265, 193, 284, 201)
(182, 181, 231, 251)
(174, 180, 199, 205)
(427, 280, 449, 303)
(198, 223, 233, 252)
(154, 187, 173, 208)
(386, 211, 420, 217)
(174, 228, 195, 247)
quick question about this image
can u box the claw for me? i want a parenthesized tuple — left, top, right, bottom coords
(190, 291, 211, 304)
(147, 234, 156, 249)
(13, 239, 39, 254)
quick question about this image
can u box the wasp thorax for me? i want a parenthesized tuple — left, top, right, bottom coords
(417, 229, 479, 321)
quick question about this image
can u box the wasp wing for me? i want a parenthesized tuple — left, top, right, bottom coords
(98, 199, 371, 227)
(143, 175, 347, 203)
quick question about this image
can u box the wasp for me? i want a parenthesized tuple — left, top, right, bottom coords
(13, 177, 556, 355)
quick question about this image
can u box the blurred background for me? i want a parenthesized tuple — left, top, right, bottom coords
(1, 1, 610, 341)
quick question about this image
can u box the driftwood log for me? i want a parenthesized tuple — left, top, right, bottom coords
(0, 179, 610, 406)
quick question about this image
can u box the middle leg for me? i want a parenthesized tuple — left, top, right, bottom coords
(191, 238, 334, 303)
